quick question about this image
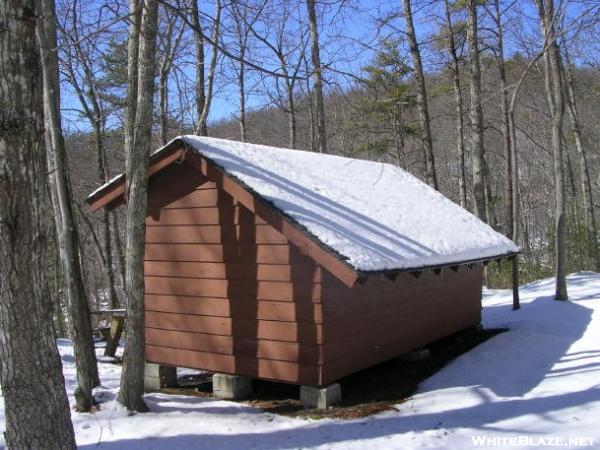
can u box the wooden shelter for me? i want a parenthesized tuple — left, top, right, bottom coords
(87, 136, 518, 389)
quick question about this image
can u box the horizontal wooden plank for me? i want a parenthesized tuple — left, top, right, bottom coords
(322, 297, 480, 350)
(146, 205, 266, 226)
(145, 224, 287, 244)
(145, 311, 323, 344)
(321, 313, 480, 384)
(148, 189, 225, 210)
(144, 261, 322, 282)
(188, 153, 358, 287)
(196, 181, 217, 190)
(145, 277, 321, 302)
(321, 267, 483, 318)
(88, 147, 186, 212)
(145, 243, 308, 264)
(146, 344, 321, 385)
(145, 295, 323, 322)
(145, 328, 322, 364)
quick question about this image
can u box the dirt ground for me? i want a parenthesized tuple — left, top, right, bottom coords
(160, 327, 505, 419)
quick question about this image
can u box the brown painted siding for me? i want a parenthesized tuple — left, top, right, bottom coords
(145, 278, 320, 302)
(145, 295, 323, 322)
(144, 165, 324, 384)
(144, 261, 321, 282)
(145, 224, 288, 244)
(146, 329, 321, 364)
(320, 266, 483, 384)
(146, 345, 320, 385)
(143, 159, 485, 387)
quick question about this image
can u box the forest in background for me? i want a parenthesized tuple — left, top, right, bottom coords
(3, 0, 600, 445)
(61, 0, 600, 319)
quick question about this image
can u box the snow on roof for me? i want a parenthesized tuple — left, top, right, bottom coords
(175, 135, 518, 272)
(88, 173, 124, 199)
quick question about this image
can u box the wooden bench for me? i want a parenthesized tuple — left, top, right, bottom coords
(90, 309, 126, 357)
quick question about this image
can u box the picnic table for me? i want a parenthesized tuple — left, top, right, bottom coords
(90, 309, 126, 357)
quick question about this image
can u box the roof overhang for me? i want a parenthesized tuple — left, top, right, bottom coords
(86, 138, 519, 288)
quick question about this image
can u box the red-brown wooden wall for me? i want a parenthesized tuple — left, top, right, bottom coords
(144, 163, 324, 385)
(143, 161, 483, 387)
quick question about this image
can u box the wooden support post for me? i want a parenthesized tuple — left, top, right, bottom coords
(104, 315, 125, 357)
(512, 255, 520, 310)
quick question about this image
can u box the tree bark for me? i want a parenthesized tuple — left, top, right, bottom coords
(118, 0, 159, 412)
(0, 1, 77, 447)
(402, 0, 438, 190)
(466, 0, 487, 222)
(535, 0, 568, 300)
(124, 0, 141, 177)
(191, 0, 221, 136)
(191, 0, 206, 135)
(38, 0, 100, 411)
(157, 12, 184, 145)
(506, 52, 550, 244)
(563, 53, 599, 270)
(306, 0, 327, 153)
(61, 5, 120, 311)
(111, 211, 127, 288)
(443, 0, 467, 208)
(492, 0, 513, 238)
(95, 129, 119, 309)
(159, 57, 170, 144)
(287, 85, 297, 149)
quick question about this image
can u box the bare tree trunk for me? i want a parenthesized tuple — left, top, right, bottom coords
(565, 151, 579, 221)
(38, 0, 100, 412)
(492, 0, 513, 237)
(95, 129, 119, 309)
(287, 88, 297, 149)
(159, 57, 169, 144)
(563, 53, 599, 270)
(237, 54, 247, 141)
(484, 160, 496, 227)
(466, 0, 487, 222)
(506, 52, 550, 244)
(0, 1, 77, 447)
(112, 211, 127, 288)
(306, 0, 327, 153)
(507, 109, 520, 243)
(443, 0, 466, 207)
(157, 11, 183, 145)
(402, 0, 438, 190)
(61, 3, 120, 312)
(124, 0, 141, 177)
(191, 0, 207, 135)
(535, 0, 568, 300)
(191, 0, 221, 136)
(118, 0, 159, 412)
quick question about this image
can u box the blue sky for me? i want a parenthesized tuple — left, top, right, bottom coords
(59, 0, 586, 134)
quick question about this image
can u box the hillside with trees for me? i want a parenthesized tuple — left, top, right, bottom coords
(2, 0, 600, 447)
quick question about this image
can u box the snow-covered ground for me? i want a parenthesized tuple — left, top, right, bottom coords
(2, 273, 600, 449)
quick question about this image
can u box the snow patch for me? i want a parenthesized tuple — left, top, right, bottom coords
(3, 273, 600, 449)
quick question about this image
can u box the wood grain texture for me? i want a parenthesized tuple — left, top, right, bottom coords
(145, 295, 323, 322)
(131, 146, 486, 387)
(144, 261, 322, 282)
(142, 166, 326, 384)
(320, 266, 484, 384)
(146, 345, 320, 384)
(145, 224, 287, 244)
(145, 277, 321, 302)
(145, 311, 323, 343)
(146, 329, 321, 364)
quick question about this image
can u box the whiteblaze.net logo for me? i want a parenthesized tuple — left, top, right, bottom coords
(471, 435, 597, 447)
